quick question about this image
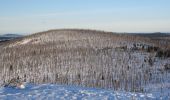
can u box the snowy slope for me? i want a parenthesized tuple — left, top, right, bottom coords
(0, 29, 170, 99)
(0, 83, 169, 100)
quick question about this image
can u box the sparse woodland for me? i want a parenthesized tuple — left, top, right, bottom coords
(0, 29, 170, 92)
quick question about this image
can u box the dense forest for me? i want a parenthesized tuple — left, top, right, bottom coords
(0, 29, 170, 92)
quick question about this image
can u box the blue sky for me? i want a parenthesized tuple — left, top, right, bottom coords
(0, 0, 170, 34)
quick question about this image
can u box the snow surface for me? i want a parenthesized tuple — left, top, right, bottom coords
(8, 39, 32, 47)
(0, 83, 170, 100)
(20, 39, 32, 45)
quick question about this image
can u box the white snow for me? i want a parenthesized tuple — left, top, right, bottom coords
(8, 39, 32, 47)
(19, 84, 25, 89)
(0, 83, 170, 100)
(20, 39, 32, 45)
(8, 38, 41, 47)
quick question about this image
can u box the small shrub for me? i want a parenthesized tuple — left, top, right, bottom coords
(164, 50, 170, 57)
(148, 58, 153, 66)
(156, 50, 170, 58)
(156, 50, 164, 57)
(164, 64, 170, 71)
(146, 46, 159, 52)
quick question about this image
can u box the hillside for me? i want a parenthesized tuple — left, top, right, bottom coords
(0, 29, 170, 93)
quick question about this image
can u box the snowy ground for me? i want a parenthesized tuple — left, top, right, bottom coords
(0, 83, 170, 100)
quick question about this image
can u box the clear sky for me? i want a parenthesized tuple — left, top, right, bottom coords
(0, 0, 170, 34)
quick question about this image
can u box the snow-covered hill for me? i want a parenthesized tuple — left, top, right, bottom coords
(0, 29, 170, 99)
